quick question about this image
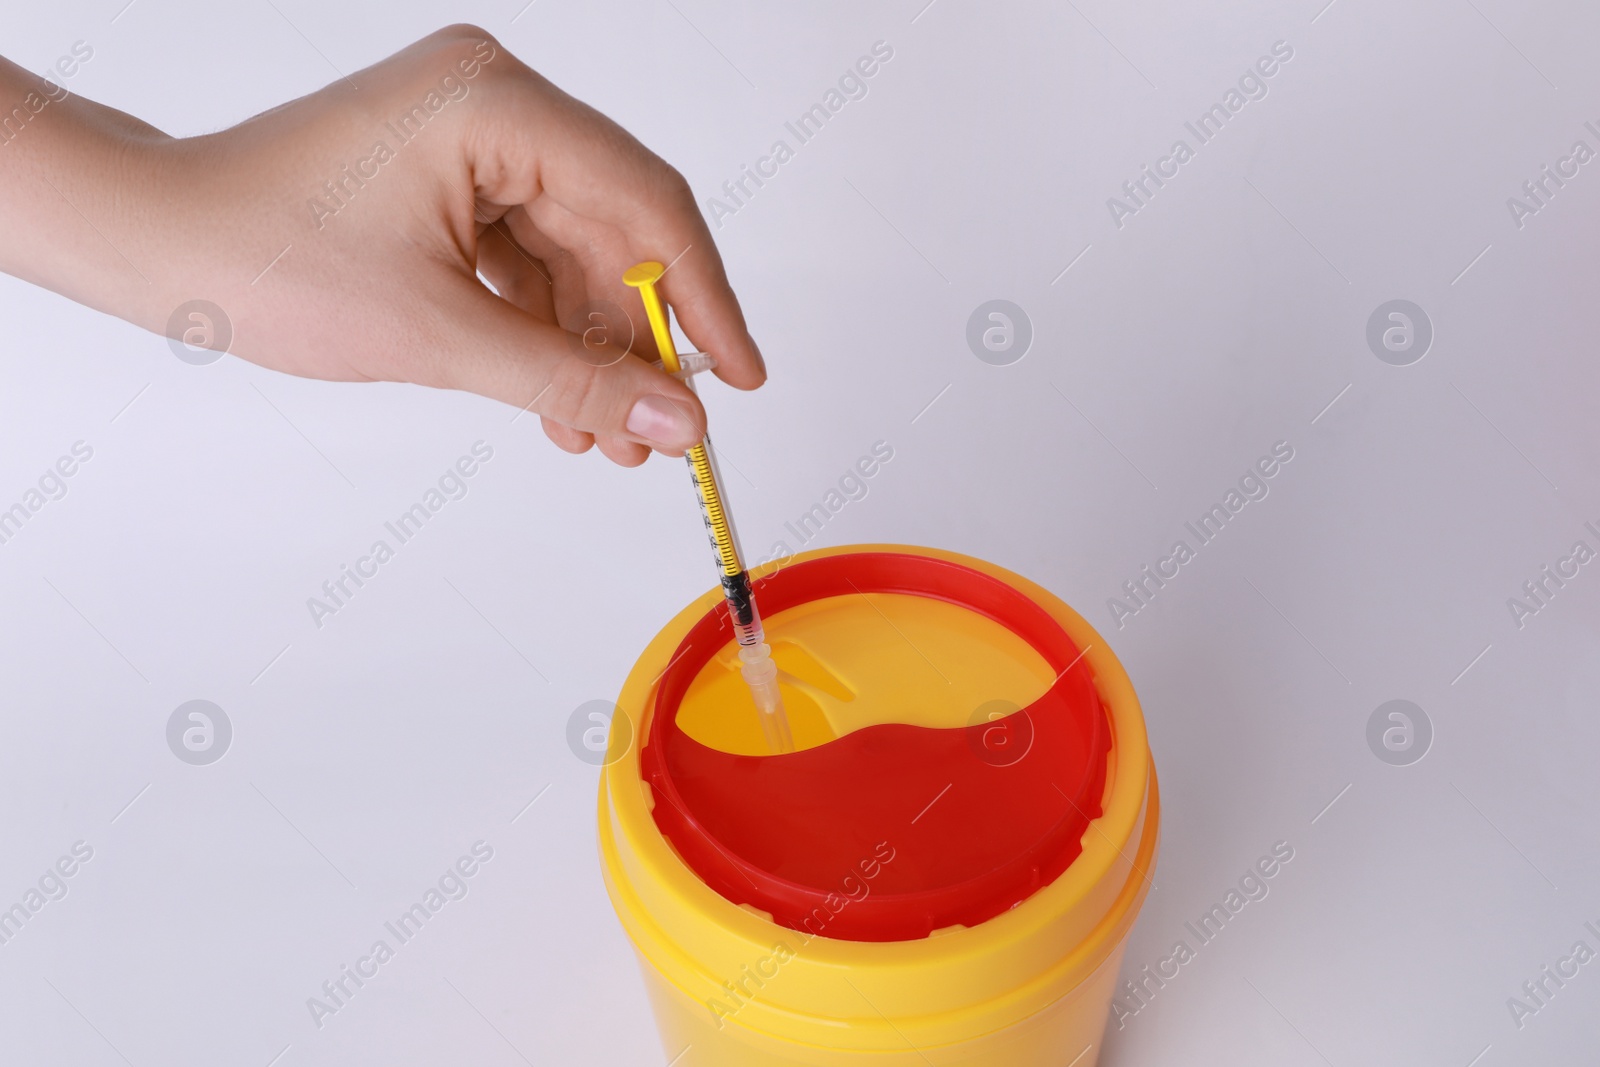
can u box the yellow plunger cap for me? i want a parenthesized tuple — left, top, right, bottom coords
(623, 261, 680, 374)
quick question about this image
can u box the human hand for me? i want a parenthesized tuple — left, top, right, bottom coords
(0, 25, 763, 465)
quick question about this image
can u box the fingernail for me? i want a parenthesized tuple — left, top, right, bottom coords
(752, 338, 767, 378)
(626, 394, 699, 449)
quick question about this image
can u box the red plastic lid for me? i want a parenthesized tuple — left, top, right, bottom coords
(641, 552, 1110, 942)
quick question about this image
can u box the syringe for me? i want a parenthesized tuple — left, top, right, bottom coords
(624, 261, 794, 754)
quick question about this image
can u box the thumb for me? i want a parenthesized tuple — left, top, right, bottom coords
(441, 279, 707, 452)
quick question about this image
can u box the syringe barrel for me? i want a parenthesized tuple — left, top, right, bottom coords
(685, 435, 747, 577)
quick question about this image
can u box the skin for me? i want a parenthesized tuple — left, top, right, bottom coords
(0, 24, 765, 466)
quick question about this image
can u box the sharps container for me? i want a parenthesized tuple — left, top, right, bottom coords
(598, 544, 1159, 1066)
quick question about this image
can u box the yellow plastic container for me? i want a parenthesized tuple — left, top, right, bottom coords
(598, 544, 1159, 1066)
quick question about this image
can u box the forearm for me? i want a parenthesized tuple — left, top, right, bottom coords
(0, 56, 181, 329)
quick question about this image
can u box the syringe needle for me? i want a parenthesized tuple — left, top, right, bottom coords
(624, 261, 795, 754)
(740, 642, 794, 753)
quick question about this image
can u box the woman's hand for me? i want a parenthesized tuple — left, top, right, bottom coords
(0, 24, 764, 465)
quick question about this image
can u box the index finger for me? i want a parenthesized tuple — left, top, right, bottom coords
(462, 47, 766, 389)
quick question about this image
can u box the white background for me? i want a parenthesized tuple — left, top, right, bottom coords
(2, 1, 1599, 1065)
